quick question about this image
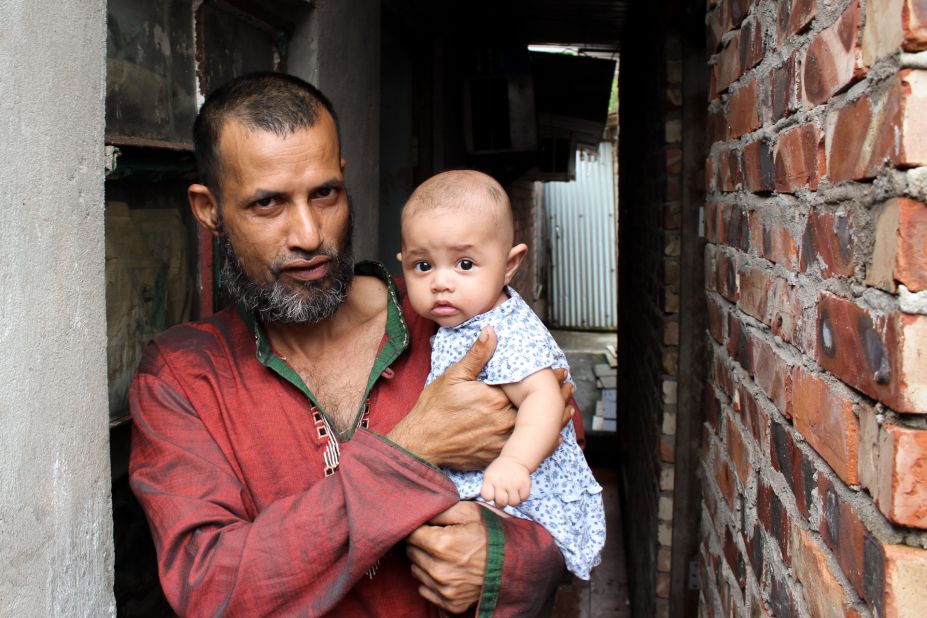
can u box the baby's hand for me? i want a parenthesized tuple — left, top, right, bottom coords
(480, 455, 532, 508)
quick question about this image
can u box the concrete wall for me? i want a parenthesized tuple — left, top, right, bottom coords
(0, 1, 115, 616)
(291, 0, 382, 262)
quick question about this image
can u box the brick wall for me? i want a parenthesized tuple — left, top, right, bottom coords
(618, 3, 684, 615)
(507, 179, 545, 318)
(701, 0, 927, 615)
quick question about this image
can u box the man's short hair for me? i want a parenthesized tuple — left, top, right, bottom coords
(192, 71, 340, 197)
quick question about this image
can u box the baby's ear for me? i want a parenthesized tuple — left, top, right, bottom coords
(504, 244, 528, 284)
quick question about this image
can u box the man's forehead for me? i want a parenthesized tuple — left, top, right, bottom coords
(217, 111, 339, 155)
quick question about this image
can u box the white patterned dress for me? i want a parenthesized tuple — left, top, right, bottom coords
(426, 287, 606, 579)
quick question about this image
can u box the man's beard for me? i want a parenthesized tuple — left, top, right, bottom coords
(218, 209, 355, 325)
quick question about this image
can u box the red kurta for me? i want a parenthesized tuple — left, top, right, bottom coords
(129, 265, 564, 616)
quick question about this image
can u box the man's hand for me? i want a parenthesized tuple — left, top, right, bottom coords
(406, 502, 487, 614)
(480, 455, 532, 508)
(387, 327, 515, 469)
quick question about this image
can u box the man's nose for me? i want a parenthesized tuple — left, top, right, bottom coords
(287, 203, 322, 252)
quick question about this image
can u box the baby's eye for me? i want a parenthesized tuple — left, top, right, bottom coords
(414, 261, 432, 272)
(457, 259, 474, 271)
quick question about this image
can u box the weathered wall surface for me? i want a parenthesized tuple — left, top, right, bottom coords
(0, 0, 115, 615)
(617, 3, 684, 615)
(701, 0, 927, 615)
(291, 0, 382, 261)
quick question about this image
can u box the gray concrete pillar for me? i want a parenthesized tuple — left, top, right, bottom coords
(0, 1, 115, 615)
(290, 0, 382, 261)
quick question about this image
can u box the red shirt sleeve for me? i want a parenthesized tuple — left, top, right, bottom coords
(130, 362, 459, 616)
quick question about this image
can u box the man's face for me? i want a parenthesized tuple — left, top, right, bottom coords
(211, 114, 354, 324)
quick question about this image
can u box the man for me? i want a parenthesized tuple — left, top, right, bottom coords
(129, 72, 568, 616)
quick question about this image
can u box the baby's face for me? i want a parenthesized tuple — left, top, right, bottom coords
(400, 208, 515, 328)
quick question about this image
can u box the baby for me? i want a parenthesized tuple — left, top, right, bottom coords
(398, 169, 606, 580)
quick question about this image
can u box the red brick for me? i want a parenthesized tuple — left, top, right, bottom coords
(706, 201, 724, 243)
(770, 421, 816, 518)
(818, 475, 869, 602)
(660, 433, 676, 463)
(715, 34, 742, 95)
(733, 383, 770, 447)
(706, 152, 717, 191)
(800, 208, 856, 277)
(802, 2, 864, 106)
(664, 203, 681, 230)
(708, 293, 726, 343)
(742, 139, 774, 192)
(777, 0, 817, 43)
(862, 0, 905, 66)
(708, 105, 726, 143)
(739, 16, 764, 74)
(792, 367, 861, 484)
(752, 213, 799, 269)
(773, 124, 823, 192)
(769, 570, 800, 618)
(726, 413, 753, 486)
(664, 318, 679, 345)
(713, 350, 736, 398)
(708, 0, 733, 53)
(790, 523, 859, 618)
(666, 147, 682, 173)
(895, 197, 927, 291)
(730, 0, 750, 28)
(737, 267, 800, 344)
(904, 0, 927, 50)
(750, 335, 795, 417)
(723, 204, 751, 252)
(883, 544, 927, 616)
(717, 147, 743, 191)
(868, 197, 927, 292)
(716, 447, 738, 509)
(825, 73, 927, 180)
(714, 249, 739, 302)
(723, 525, 747, 589)
(816, 294, 927, 413)
(900, 69, 927, 165)
(825, 83, 902, 182)
(727, 314, 753, 371)
(867, 423, 927, 527)
(726, 81, 761, 138)
(769, 54, 801, 121)
(757, 474, 793, 564)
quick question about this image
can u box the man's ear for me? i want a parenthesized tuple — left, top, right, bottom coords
(503, 243, 528, 284)
(396, 252, 403, 263)
(188, 184, 221, 236)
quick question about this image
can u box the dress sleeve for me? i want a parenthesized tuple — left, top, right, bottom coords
(475, 509, 567, 616)
(129, 348, 459, 617)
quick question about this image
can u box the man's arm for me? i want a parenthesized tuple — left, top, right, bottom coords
(129, 353, 460, 617)
(406, 502, 566, 616)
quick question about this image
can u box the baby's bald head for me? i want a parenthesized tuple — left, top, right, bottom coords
(401, 170, 514, 247)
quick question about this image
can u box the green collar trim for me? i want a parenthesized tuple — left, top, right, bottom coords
(238, 261, 410, 441)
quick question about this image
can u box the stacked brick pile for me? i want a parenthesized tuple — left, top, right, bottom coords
(701, 0, 927, 615)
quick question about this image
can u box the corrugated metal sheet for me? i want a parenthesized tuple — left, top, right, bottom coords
(545, 141, 617, 330)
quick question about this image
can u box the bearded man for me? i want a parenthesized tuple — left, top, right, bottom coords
(128, 72, 569, 616)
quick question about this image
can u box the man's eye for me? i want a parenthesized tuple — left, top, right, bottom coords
(314, 187, 335, 199)
(457, 259, 474, 271)
(255, 197, 274, 208)
(414, 262, 432, 272)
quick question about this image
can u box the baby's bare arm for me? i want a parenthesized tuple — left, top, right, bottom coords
(498, 368, 564, 473)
